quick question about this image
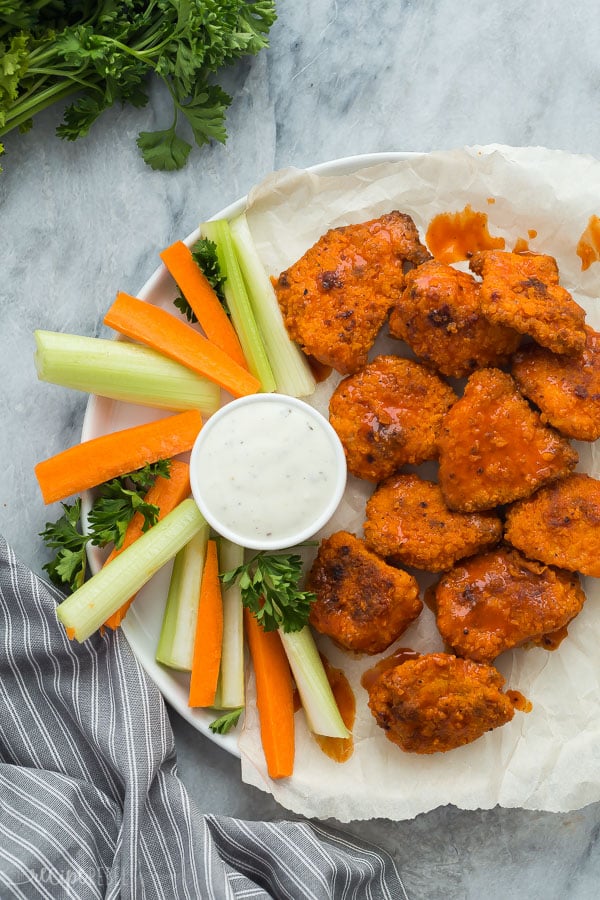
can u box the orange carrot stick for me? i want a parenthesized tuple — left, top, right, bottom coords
(244, 608, 295, 779)
(160, 241, 248, 370)
(104, 292, 260, 398)
(188, 540, 223, 707)
(103, 460, 191, 630)
(34, 410, 201, 505)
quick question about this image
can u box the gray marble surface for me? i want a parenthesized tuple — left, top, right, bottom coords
(2, 1, 600, 897)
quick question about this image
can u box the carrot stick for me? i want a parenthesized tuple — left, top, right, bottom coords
(104, 292, 260, 398)
(34, 409, 201, 505)
(244, 608, 295, 779)
(188, 539, 223, 707)
(160, 241, 248, 370)
(103, 460, 191, 630)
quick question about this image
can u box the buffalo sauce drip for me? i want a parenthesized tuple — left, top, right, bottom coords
(360, 647, 421, 694)
(577, 214, 600, 270)
(313, 654, 355, 763)
(426, 204, 505, 263)
(533, 624, 570, 651)
(506, 691, 533, 713)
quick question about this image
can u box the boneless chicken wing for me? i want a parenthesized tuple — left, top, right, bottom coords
(307, 531, 422, 654)
(504, 473, 600, 577)
(363, 473, 502, 572)
(433, 546, 586, 663)
(437, 368, 578, 512)
(274, 211, 431, 374)
(389, 259, 520, 377)
(366, 653, 517, 753)
(512, 326, 600, 441)
(329, 355, 456, 482)
(469, 250, 586, 356)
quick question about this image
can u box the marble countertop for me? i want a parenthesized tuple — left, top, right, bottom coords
(2, 1, 600, 897)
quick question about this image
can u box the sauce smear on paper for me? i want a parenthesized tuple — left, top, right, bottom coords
(577, 214, 600, 270)
(314, 654, 355, 763)
(507, 691, 532, 713)
(360, 647, 421, 694)
(426, 204, 505, 263)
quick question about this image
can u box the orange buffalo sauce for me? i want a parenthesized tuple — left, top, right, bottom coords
(313, 654, 355, 763)
(507, 691, 533, 713)
(426, 204, 505, 263)
(360, 647, 421, 694)
(577, 215, 600, 270)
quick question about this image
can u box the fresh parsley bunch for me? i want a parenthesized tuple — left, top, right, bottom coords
(221, 551, 316, 633)
(0, 1, 277, 171)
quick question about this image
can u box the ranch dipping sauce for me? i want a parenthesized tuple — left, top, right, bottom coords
(189, 394, 347, 550)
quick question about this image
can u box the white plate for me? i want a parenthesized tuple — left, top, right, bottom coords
(81, 151, 413, 756)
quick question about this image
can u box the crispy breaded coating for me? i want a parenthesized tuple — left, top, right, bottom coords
(505, 473, 600, 577)
(329, 355, 456, 482)
(274, 211, 431, 374)
(389, 259, 520, 377)
(512, 326, 600, 441)
(469, 250, 586, 356)
(363, 473, 502, 572)
(366, 652, 516, 753)
(438, 368, 578, 512)
(433, 546, 586, 663)
(307, 531, 422, 654)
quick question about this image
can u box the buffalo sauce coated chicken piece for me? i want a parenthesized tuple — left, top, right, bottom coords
(389, 259, 520, 378)
(504, 473, 600, 577)
(433, 546, 586, 664)
(307, 531, 422, 654)
(329, 355, 456, 482)
(437, 368, 578, 512)
(469, 250, 586, 356)
(366, 652, 517, 753)
(363, 473, 502, 572)
(512, 326, 600, 441)
(274, 211, 431, 374)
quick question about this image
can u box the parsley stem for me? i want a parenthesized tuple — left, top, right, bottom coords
(0, 82, 80, 136)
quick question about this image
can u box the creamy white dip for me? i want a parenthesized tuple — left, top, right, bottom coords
(190, 394, 346, 550)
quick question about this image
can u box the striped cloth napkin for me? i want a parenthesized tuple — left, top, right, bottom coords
(0, 537, 407, 900)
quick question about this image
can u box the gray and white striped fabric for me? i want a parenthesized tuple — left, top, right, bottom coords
(0, 537, 407, 900)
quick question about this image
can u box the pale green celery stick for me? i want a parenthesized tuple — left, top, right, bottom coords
(216, 539, 245, 708)
(34, 330, 220, 415)
(201, 219, 276, 393)
(56, 500, 206, 642)
(155, 521, 210, 671)
(229, 214, 316, 398)
(279, 627, 349, 738)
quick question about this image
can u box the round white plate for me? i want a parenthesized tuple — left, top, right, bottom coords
(81, 151, 412, 756)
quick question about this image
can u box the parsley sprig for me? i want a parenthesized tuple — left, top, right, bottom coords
(40, 460, 171, 593)
(173, 236, 228, 323)
(0, 1, 277, 172)
(221, 552, 316, 633)
(209, 706, 244, 734)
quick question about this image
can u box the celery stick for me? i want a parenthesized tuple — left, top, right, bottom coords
(56, 500, 206, 642)
(201, 219, 276, 393)
(229, 214, 316, 398)
(35, 330, 220, 415)
(155, 523, 209, 671)
(279, 627, 349, 738)
(216, 539, 245, 708)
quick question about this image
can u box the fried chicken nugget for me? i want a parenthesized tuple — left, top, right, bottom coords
(329, 355, 456, 482)
(505, 473, 600, 577)
(307, 531, 422, 654)
(367, 653, 517, 753)
(389, 259, 520, 377)
(438, 368, 578, 512)
(433, 546, 586, 664)
(363, 473, 502, 572)
(469, 250, 586, 356)
(274, 211, 431, 375)
(512, 326, 600, 441)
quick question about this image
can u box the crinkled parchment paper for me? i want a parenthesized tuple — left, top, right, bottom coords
(237, 145, 600, 822)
